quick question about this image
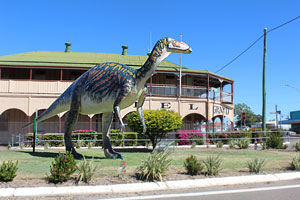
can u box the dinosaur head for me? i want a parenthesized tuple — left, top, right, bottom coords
(166, 37, 192, 54)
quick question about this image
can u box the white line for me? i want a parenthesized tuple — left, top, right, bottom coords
(98, 184, 300, 200)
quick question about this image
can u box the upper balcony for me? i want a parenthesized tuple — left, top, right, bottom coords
(148, 84, 233, 104)
(0, 66, 234, 104)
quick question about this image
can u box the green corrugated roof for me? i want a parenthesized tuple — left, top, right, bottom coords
(0, 51, 232, 81)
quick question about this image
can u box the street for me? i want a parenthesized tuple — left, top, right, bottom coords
(88, 180, 300, 200)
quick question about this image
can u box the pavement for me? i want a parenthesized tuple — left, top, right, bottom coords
(1, 172, 300, 198)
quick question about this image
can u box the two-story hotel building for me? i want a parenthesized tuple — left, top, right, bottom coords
(0, 43, 234, 144)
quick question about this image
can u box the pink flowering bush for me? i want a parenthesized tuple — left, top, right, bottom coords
(178, 130, 204, 145)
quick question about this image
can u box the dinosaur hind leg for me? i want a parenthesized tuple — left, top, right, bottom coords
(64, 94, 83, 159)
(102, 112, 122, 159)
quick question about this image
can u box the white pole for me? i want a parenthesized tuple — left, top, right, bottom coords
(179, 33, 182, 97)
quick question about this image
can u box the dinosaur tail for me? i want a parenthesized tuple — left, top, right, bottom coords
(23, 87, 72, 128)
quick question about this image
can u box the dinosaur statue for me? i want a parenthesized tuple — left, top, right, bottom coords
(24, 37, 192, 159)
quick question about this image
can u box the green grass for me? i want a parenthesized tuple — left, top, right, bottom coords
(0, 148, 297, 180)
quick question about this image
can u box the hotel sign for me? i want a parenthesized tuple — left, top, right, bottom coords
(213, 105, 230, 115)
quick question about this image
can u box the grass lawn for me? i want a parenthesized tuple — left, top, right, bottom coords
(0, 147, 298, 181)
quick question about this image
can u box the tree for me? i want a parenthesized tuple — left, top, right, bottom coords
(234, 103, 256, 127)
(126, 110, 182, 148)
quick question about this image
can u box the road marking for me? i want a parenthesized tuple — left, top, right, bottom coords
(98, 184, 300, 200)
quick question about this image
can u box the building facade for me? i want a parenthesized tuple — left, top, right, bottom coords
(280, 110, 300, 134)
(0, 43, 234, 144)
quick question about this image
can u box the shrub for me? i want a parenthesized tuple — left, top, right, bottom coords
(7, 142, 11, 150)
(178, 131, 204, 145)
(202, 155, 222, 176)
(127, 110, 182, 148)
(75, 140, 84, 149)
(110, 131, 138, 146)
(44, 133, 64, 147)
(229, 140, 236, 149)
(184, 155, 203, 176)
(247, 158, 265, 174)
(135, 152, 172, 181)
(266, 131, 284, 149)
(76, 156, 96, 184)
(291, 155, 300, 171)
(295, 142, 300, 152)
(46, 151, 77, 183)
(236, 139, 249, 149)
(216, 141, 223, 148)
(0, 161, 18, 182)
(44, 142, 49, 150)
(87, 142, 94, 149)
(191, 142, 197, 149)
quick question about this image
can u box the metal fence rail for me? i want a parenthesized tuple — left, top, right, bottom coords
(11, 130, 299, 148)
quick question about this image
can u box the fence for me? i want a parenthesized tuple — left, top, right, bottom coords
(11, 130, 299, 148)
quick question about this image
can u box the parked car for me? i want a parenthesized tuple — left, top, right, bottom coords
(240, 126, 250, 131)
(284, 131, 297, 136)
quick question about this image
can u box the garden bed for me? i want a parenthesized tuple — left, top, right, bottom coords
(0, 146, 298, 188)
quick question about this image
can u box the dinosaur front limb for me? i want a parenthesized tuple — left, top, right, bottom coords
(102, 112, 123, 159)
(113, 106, 125, 132)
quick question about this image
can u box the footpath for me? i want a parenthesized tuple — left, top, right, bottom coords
(1, 172, 300, 198)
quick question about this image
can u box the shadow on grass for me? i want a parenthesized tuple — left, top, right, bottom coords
(115, 148, 152, 153)
(17, 151, 106, 160)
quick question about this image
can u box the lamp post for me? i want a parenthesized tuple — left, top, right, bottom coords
(285, 84, 300, 93)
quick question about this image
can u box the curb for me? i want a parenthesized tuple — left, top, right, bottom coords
(1, 172, 300, 197)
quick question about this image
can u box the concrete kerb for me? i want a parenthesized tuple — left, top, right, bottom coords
(1, 172, 300, 197)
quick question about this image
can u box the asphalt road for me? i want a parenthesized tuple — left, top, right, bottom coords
(89, 179, 300, 200)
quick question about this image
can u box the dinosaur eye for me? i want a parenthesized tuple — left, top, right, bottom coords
(173, 41, 179, 47)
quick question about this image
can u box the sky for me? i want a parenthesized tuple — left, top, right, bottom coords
(0, 0, 299, 121)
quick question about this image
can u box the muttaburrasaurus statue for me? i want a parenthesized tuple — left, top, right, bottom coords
(24, 37, 192, 159)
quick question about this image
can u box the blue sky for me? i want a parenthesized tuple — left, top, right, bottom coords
(0, 0, 299, 120)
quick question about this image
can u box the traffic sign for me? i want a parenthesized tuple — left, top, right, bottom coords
(242, 112, 246, 120)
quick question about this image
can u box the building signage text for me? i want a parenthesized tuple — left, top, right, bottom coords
(213, 106, 229, 115)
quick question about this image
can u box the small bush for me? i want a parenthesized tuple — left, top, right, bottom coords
(135, 152, 172, 181)
(46, 151, 77, 183)
(87, 142, 94, 149)
(7, 142, 11, 150)
(75, 140, 84, 149)
(76, 156, 96, 184)
(291, 155, 300, 171)
(247, 158, 265, 174)
(202, 155, 222, 176)
(44, 142, 49, 150)
(184, 155, 203, 176)
(229, 140, 236, 149)
(236, 139, 249, 149)
(44, 133, 64, 147)
(216, 141, 223, 148)
(266, 132, 283, 149)
(0, 161, 18, 182)
(295, 142, 300, 152)
(191, 142, 197, 149)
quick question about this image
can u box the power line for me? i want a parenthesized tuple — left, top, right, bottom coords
(215, 15, 300, 73)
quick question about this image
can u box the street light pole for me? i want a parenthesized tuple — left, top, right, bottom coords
(285, 84, 300, 93)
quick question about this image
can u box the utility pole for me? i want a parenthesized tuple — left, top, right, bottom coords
(275, 105, 278, 129)
(262, 28, 267, 133)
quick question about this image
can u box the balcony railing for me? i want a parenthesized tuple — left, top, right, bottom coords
(182, 86, 207, 98)
(0, 80, 233, 104)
